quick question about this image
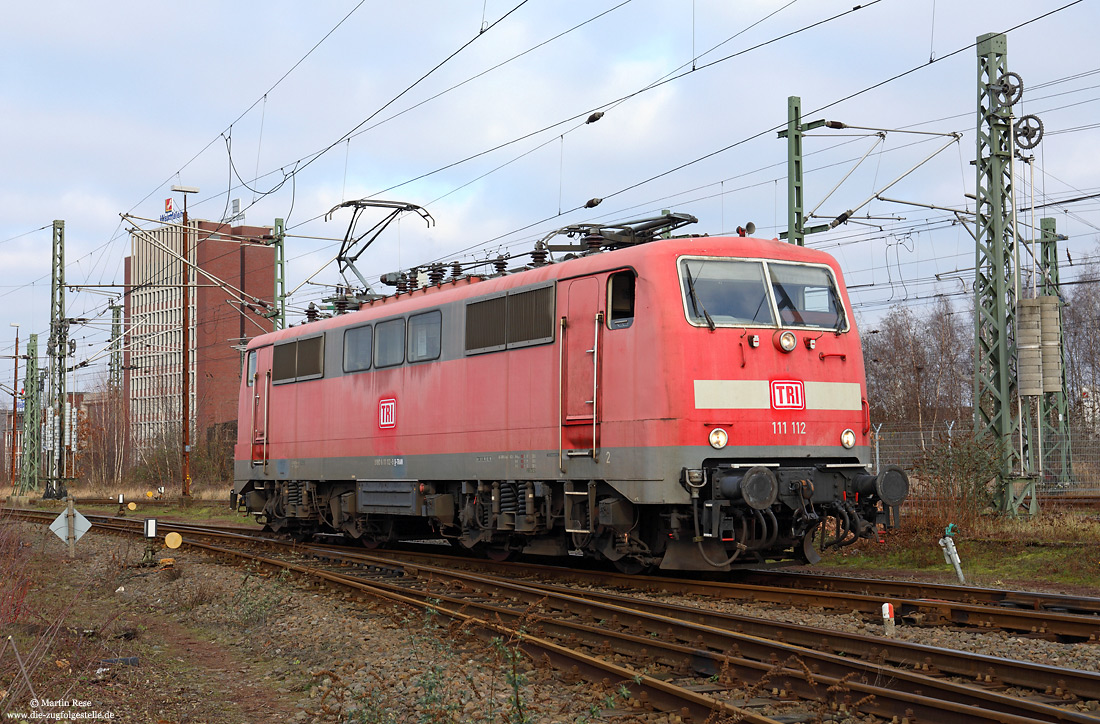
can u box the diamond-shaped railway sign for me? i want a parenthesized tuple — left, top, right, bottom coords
(49, 508, 91, 544)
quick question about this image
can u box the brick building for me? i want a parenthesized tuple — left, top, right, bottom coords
(124, 219, 275, 457)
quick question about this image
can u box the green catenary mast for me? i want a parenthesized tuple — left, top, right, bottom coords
(44, 220, 69, 499)
(18, 333, 40, 495)
(972, 33, 1034, 513)
(1038, 217, 1072, 483)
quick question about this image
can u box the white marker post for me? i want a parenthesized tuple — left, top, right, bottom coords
(48, 502, 91, 558)
(65, 497, 75, 558)
(881, 602, 896, 637)
(141, 518, 158, 566)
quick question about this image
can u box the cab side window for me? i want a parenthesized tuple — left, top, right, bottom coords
(608, 271, 635, 329)
(407, 311, 442, 363)
(343, 325, 372, 372)
(374, 318, 406, 368)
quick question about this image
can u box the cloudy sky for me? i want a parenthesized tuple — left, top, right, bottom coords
(1, 0, 1097, 394)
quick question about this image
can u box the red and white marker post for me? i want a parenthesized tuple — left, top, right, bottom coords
(881, 602, 896, 637)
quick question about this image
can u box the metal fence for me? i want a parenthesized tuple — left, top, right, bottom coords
(870, 422, 1100, 494)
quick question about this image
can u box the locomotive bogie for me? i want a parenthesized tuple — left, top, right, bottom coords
(233, 234, 908, 570)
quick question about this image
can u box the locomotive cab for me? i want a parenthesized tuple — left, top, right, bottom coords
(658, 246, 908, 569)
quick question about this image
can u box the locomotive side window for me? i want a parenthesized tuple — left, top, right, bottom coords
(408, 311, 442, 362)
(245, 350, 256, 386)
(374, 318, 406, 368)
(343, 325, 372, 372)
(608, 271, 635, 329)
(680, 259, 775, 327)
(272, 335, 325, 382)
(768, 263, 847, 330)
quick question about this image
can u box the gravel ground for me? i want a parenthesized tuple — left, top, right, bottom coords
(6, 520, 1097, 723)
(4, 524, 661, 723)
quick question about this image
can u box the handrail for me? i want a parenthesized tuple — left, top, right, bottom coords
(558, 316, 566, 473)
(592, 311, 603, 460)
(263, 370, 271, 473)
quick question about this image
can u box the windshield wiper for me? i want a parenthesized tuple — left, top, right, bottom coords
(685, 266, 715, 331)
(828, 284, 847, 332)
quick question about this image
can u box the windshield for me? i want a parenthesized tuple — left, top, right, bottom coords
(679, 257, 847, 330)
(681, 259, 774, 326)
(768, 262, 846, 330)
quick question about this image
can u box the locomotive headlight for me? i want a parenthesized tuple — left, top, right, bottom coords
(774, 330, 797, 353)
(840, 428, 856, 449)
(708, 428, 729, 449)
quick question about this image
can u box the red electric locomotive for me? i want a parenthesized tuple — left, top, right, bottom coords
(232, 212, 908, 571)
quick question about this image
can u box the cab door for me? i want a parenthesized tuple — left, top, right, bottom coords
(560, 277, 604, 460)
(248, 345, 273, 467)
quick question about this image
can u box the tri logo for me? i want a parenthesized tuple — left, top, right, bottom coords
(770, 380, 805, 410)
(379, 398, 397, 428)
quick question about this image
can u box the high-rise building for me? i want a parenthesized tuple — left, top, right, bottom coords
(124, 218, 275, 457)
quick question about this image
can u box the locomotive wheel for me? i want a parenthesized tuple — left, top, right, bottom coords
(360, 537, 384, 549)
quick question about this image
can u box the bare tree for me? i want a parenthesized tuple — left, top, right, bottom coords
(862, 298, 970, 443)
(1063, 246, 1100, 435)
(79, 377, 129, 489)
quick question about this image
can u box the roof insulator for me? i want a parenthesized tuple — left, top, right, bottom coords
(530, 241, 548, 267)
(584, 233, 604, 252)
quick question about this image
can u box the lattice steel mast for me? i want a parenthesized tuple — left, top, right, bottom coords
(1038, 217, 1072, 482)
(109, 302, 123, 393)
(972, 33, 1045, 513)
(18, 334, 40, 495)
(272, 218, 287, 331)
(44, 220, 69, 499)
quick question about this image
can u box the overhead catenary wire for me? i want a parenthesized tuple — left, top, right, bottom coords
(8, 1, 1100, 382)
(282, 0, 879, 235)
(414, 1, 1090, 278)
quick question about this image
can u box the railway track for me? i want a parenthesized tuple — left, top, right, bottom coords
(14, 505, 1099, 638)
(294, 543, 1100, 641)
(1045, 494, 1100, 511)
(7, 507, 1100, 723)
(737, 570, 1100, 616)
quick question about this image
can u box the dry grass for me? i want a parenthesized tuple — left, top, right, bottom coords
(66, 479, 229, 503)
